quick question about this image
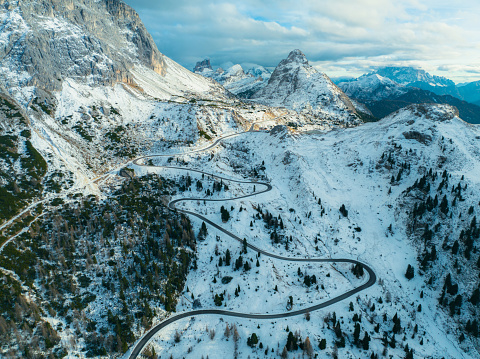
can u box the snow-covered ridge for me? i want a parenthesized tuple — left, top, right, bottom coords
(137, 102, 480, 358)
(338, 73, 407, 101)
(373, 66, 455, 87)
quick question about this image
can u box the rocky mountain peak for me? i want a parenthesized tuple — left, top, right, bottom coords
(193, 59, 213, 73)
(251, 49, 360, 124)
(0, 0, 167, 93)
(283, 49, 308, 66)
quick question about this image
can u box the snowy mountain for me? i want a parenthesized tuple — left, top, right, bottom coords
(0, 0, 233, 104)
(339, 70, 480, 124)
(339, 73, 408, 101)
(0, 0, 165, 93)
(193, 59, 213, 73)
(375, 67, 454, 87)
(0, 0, 256, 356)
(0, 0, 247, 192)
(251, 50, 361, 124)
(193, 60, 271, 98)
(373, 67, 461, 98)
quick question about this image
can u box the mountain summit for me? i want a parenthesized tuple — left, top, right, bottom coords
(283, 49, 309, 66)
(251, 50, 360, 124)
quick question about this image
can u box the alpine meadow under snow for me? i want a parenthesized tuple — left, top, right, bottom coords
(0, 0, 479, 359)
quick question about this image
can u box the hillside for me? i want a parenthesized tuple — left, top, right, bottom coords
(129, 103, 480, 358)
(1, 0, 480, 358)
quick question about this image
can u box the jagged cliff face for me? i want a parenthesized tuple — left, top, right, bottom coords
(0, 0, 166, 92)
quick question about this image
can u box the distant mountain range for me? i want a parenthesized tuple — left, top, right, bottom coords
(194, 59, 480, 124)
(338, 68, 480, 123)
(193, 60, 272, 98)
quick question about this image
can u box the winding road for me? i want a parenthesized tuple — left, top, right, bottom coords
(127, 130, 376, 358)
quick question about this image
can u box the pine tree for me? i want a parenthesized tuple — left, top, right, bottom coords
(362, 331, 370, 350)
(469, 288, 480, 305)
(452, 240, 459, 255)
(353, 323, 361, 345)
(247, 333, 259, 347)
(405, 264, 414, 280)
(440, 195, 449, 214)
(286, 331, 298, 351)
(393, 314, 401, 334)
(334, 321, 342, 338)
(319, 338, 327, 350)
(225, 249, 231, 266)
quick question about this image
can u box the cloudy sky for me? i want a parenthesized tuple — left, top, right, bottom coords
(124, 0, 480, 83)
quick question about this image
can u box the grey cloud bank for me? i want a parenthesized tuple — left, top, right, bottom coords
(124, 0, 480, 83)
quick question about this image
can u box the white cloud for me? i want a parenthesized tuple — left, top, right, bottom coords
(125, 0, 480, 83)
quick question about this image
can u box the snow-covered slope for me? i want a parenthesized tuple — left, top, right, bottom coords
(251, 50, 360, 124)
(2, 0, 480, 358)
(339, 73, 408, 101)
(0, 0, 242, 198)
(138, 103, 480, 358)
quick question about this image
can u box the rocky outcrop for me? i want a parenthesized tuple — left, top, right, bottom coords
(193, 59, 212, 73)
(403, 131, 433, 145)
(0, 0, 166, 92)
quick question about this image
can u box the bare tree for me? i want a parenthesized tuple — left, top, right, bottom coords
(232, 324, 240, 342)
(304, 336, 314, 358)
(233, 324, 240, 358)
